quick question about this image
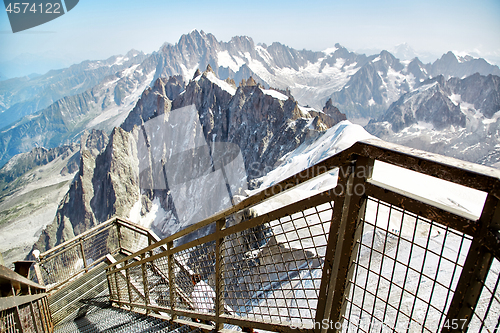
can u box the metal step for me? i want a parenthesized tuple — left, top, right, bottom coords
(53, 300, 194, 333)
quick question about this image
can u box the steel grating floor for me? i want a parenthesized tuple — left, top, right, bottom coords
(53, 295, 196, 333)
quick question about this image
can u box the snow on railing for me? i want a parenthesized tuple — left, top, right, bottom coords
(106, 138, 500, 333)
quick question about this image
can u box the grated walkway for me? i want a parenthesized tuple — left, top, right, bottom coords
(53, 295, 195, 333)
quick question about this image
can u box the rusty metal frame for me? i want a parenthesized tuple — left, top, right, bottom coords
(33, 216, 153, 293)
(27, 138, 500, 333)
(105, 137, 500, 332)
(325, 156, 375, 330)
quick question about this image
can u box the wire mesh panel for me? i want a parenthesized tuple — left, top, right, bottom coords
(18, 303, 35, 332)
(120, 227, 150, 254)
(40, 244, 83, 287)
(174, 241, 218, 314)
(146, 257, 171, 308)
(341, 197, 473, 332)
(0, 298, 52, 333)
(223, 201, 334, 327)
(469, 257, 500, 332)
(115, 270, 132, 307)
(37, 220, 156, 290)
(82, 226, 119, 267)
(127, 261, 147, 312)
(39, 223, 120, 288)
(0, 308, 17, 333)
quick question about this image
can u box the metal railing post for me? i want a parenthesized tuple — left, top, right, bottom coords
(141, 253, 151, 314)
(315, 162, 355, 333)
(326, 156, 374, 332)
(36, 299, 48, 333)
(33, 263, 45, 287)
(167, 240, 176, 320)
(442, 194, 500, 332)
(39, 296, 50, 332)
(215, 218, 225, 331)
(79, 239, 88, 273)
(117, 224, 123, 253)
(125, 262, 134, 310)
(13, 305, 23, 332)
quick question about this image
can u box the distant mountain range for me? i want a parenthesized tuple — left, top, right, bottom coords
(1, 30, 499, 168)
(366, 73, 500, 167)
(32, 67, 346, 252)
(1, 30, 500, 265)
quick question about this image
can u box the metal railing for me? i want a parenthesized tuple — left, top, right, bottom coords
(32, 217, 155, 292)
(102, 137, 499, 333)
(1, 265, 52, 333)
(0, 294, 52, 333)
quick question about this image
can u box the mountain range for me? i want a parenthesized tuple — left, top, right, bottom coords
(1, 30, 499, 167)
(31, 67, 345, 253)
(0, 30, 500, 265)
(366, 73, 500, 166)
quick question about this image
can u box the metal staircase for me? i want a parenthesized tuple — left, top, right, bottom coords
(53, 294, 195, 333)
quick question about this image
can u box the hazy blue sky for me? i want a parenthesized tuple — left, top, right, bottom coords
(1, 0, 499, 77)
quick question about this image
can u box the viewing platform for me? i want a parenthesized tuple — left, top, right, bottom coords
(1, 138, 499, 333)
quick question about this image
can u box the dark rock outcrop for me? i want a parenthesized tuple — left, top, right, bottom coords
(33, 130, 109, 251)
(33, 70, 347, 250)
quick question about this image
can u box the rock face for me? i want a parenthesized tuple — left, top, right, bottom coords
(365, 74, 500, 166)
(375, 76, 465, 132)
(430, 51, 500, 80)
(33, 130, 110, 251)
(168, 69, 336, 179)
(0, 146, 76, 193)
(121, 76, 184, 132)
(367, 74, 500, 133)
(32, 69, 346, 252)
(327, 50, 500, 119)
(0, 62, 157, 167)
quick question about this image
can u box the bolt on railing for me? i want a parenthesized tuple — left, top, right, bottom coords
(106, 138, 500, 333)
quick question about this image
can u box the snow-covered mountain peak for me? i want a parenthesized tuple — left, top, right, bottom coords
(205, 71, 237, 95)
(323, 46, 339, 56)
(391, 43, 419, 61)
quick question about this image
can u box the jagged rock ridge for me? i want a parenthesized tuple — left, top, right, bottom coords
(3, 30, 500, 168)
(32, 68, 346, 252)
(0, 129, 107, 265)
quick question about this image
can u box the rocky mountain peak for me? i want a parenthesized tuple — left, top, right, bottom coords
(125, 49, 144, 58)
(228, 35, 255, 53)
(441, 51, 459, 64)
(322, 99, 347, 123)
(80, 129, 109, 158)
(240, 77, 257, 87)
(377, 50, 403, 71)
(204, 64, 215, 74)
(367, 72, 500, 135)
(121, 77, 174, 132)
(193, 69, 202, 79)
(174, 30, 220, 60)
(225, 77, 236, 87)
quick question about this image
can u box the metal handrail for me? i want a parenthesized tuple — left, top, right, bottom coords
(1, 267, 53, 333)
(32, 216, 157, 292)
(105, 138, 500, 333)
